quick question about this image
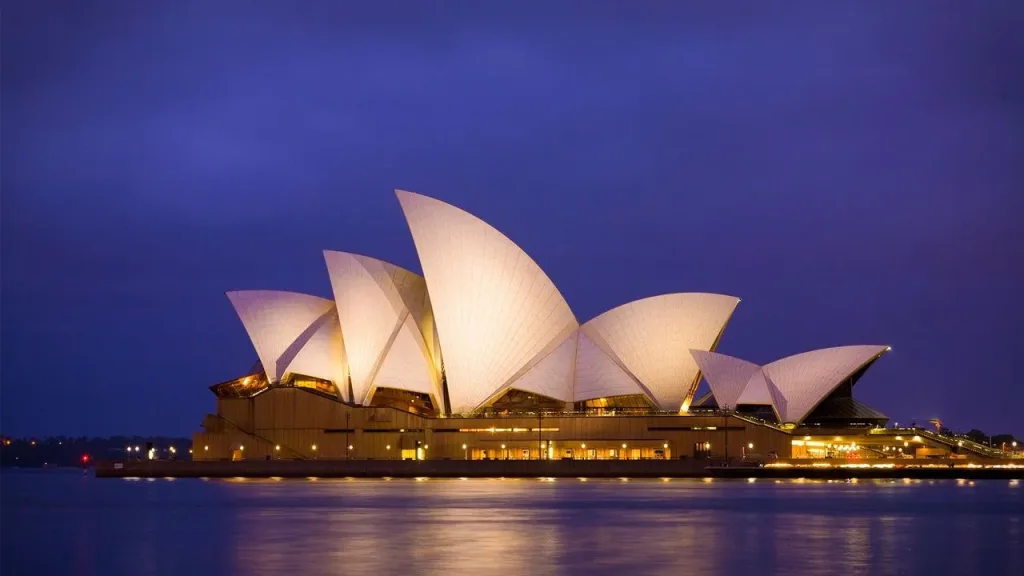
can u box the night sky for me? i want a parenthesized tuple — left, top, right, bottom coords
(3, 2, 1022, 437)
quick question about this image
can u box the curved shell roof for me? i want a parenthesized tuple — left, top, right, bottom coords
(283, 307, 348, 400)
(762, 345, 890, 424)
(225, 290, 343, 394)
(323, 251, 441, 409)
(579, 293, 740, 411)
(573, 331, 647, 401)
(396, 189, 578, 414)
(689, 350, 762, 411)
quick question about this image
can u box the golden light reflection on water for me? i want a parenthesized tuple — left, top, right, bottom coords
(216, 478, 1024, 576)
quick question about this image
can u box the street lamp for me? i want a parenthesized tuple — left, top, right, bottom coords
(462, 444, 468, 460)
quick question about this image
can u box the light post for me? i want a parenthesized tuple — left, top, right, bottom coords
(462, 443, 468, 460)
(581, 443, 587, 460)
(538, 410, 543, 460)
(621, 443, 627, 460)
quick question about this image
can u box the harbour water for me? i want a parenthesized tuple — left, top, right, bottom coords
(2, 469, 1022, 575)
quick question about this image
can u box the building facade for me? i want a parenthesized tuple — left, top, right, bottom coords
(192, 190, 993, 463)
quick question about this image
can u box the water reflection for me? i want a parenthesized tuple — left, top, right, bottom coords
(2, 473, 1022, 576)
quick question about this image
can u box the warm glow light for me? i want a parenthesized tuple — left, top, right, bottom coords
(663, 443, 668, 449)
(747, 477, 756, 483)
(348, 445, 354, 450)
(424, 445, 429, 450)
(501, 444, 506, 449)
(239, 445, 245, 451)
(622, 443, 627, 449)
(747, 443, 754, 449)
(204, 445, 209, 451)
(461, 444, 467, 449)
(386, 445, 391, 450)
(581, 443, 586, 448)
(275, 445, 280, 451)
(311, 444, 317, 451)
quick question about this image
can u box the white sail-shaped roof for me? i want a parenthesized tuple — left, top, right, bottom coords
(225, 290, 337, 385)
(396, 190, 579, 414)
(487, 331, 579, 404)
(284, 308, 349, 400)
(323, 251, 441, 409)
(762, 345, 890, 424)
(738, 369, 774, 406)
(579, 293, 740, 412)
(573, 332, 648, 401)
(370, 314, 440, 402)
(689, 350, 761, 410)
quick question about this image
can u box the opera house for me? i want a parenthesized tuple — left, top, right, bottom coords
(192, 191, 990, 463)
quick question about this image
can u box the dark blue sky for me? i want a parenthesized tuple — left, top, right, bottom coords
(3, 2, 1022, 437)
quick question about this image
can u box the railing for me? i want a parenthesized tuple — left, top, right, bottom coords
(729, 412, 791, 433)
(443, 408, 723, 419)
(914, 428, 1008, 458)
(869, 426, 1010, 458)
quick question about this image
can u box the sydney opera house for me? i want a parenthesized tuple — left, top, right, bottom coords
(192, 190, 982, 463)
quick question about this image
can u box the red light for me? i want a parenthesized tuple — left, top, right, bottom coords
(81, 454, 90, 464)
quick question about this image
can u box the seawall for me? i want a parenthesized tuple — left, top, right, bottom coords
(94, 459, 1023, 480)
